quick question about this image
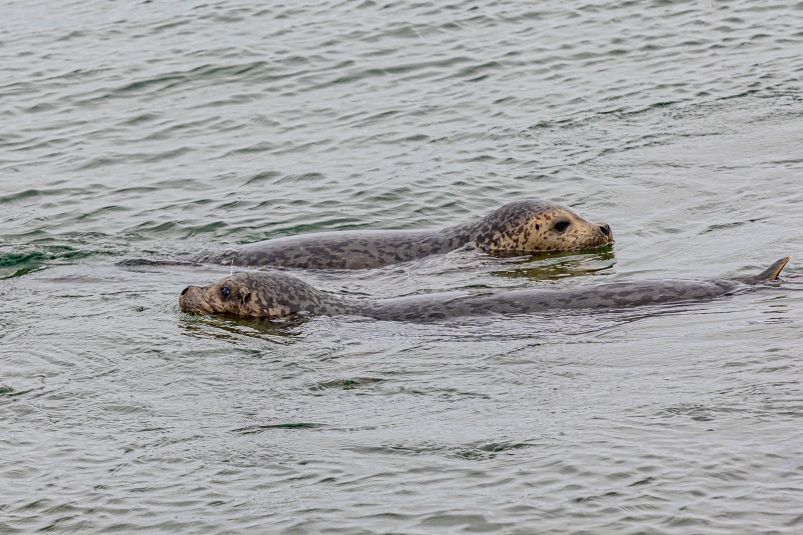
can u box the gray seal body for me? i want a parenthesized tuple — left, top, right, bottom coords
(179, 257, 790, 322)
(191, 200, 613, 270)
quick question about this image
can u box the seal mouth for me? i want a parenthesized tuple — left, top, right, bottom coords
(181, 304, 213, 315)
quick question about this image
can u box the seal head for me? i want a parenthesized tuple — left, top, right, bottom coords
(179, 272, 338, 318)
(460, 200, 613, 253)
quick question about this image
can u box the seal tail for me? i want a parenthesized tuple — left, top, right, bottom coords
(737, 256, 790, 284)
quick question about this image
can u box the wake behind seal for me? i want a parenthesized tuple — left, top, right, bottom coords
(191, 200, 613, 270)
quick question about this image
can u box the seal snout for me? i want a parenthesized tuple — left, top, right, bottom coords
(597, 223, 613, 242)
(179, 285, 214, 315)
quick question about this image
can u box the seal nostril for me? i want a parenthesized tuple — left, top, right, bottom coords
(599, 225, 609, 236)
(181, 287, 189, 296)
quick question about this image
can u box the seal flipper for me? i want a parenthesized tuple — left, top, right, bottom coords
(735, 256, 790, 284)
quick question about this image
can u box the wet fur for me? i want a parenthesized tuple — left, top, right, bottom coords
(192, 200, 613, 270)
(179, 257, 790, 322)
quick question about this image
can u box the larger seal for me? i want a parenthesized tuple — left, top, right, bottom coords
(179, 257, 790, 322)
(192, 200, 613, 270)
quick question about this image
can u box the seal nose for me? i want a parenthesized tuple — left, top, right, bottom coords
(181, 286, 190, 296)
(599, 224, 611, 237)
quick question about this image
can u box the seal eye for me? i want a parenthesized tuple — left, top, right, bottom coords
(554, 221, 570, 232)
(221, 286, 231, 299)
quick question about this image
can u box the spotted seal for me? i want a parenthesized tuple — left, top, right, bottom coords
(191, 200, 613, 270)
(179, 257, 790, 322)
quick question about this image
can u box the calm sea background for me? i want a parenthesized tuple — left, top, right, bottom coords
(2, 1, 803, 533)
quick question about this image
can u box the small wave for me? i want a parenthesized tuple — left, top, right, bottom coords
(0, 247, 113, 279)
(234, 422, 325, 434)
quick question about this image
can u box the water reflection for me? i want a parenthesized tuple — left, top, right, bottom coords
(489, 245, 616, 280)
(180, 312, 304, 342)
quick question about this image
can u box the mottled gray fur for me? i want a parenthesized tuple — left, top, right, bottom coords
(190, 200, 612, 270)
(179, 258, 790, 322)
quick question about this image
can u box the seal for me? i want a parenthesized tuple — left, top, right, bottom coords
(191, 200, 613, 270)
(179, 257, 790, 322)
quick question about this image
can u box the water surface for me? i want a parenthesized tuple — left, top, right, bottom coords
(2, 1, 803, 533)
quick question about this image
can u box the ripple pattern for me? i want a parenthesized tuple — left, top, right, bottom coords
(2, 1, 803, 533)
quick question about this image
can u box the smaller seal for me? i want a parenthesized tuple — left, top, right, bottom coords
(179, 257, 790, 322)
(192, 200, 614, 270)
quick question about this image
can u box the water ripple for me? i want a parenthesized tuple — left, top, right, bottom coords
(2, 0, 803, 533)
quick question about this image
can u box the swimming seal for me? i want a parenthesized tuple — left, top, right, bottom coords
(179, 257, 790, 322)
(191, 200, 613, 270)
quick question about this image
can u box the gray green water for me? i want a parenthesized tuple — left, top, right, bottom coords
(2, 1, 803, 533)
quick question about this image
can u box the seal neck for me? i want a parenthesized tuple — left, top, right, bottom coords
(440, 217, 497, 251)
(301, 292, 361, 317)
